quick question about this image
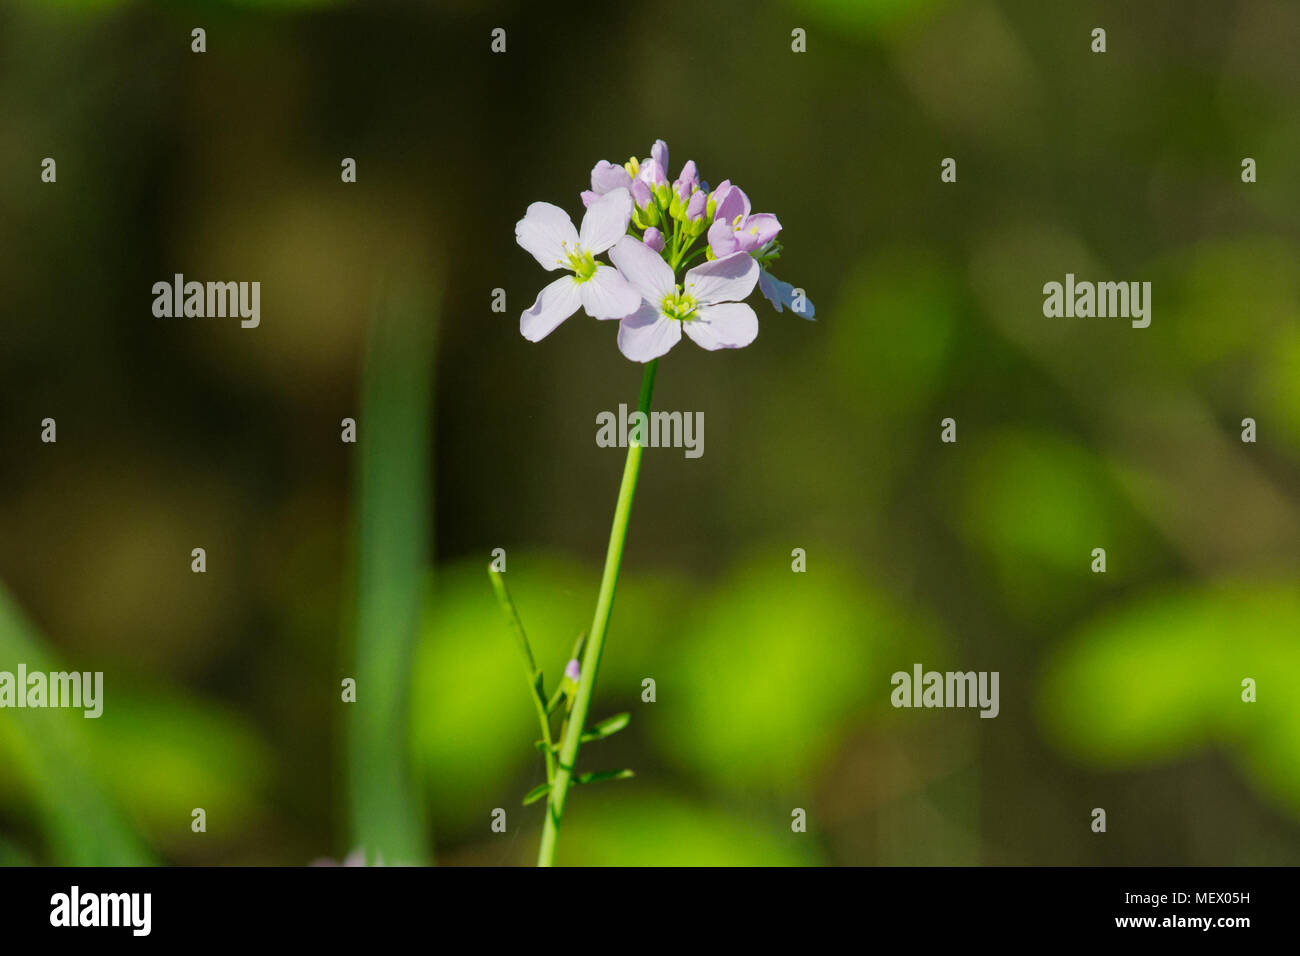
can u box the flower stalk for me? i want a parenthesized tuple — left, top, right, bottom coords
(536, 358, 657, 867)
(503, 138, 814, 866)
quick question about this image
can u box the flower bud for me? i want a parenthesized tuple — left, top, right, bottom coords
(642, 227, 665, 253)
(630, 178, 653, 209)
(651, 140, 669, 176)
(673, 159, 698, 194)
(686, 191, 707, 221)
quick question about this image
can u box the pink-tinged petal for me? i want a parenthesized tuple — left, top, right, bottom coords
(630, 178, 653, 208)
(618, 303, 681, 362)
(579, 265, 641, 320)
(735, 213, 782, 252)
(609, 235, 674, 303)
(707, 219, 738, 257)
(759, 269, 816, 319)
(515, 202, 580, 271)
(520, 275, 581, 341)
(686, 191, 707, 221)
(651, 140, 669, 178)
(590, 160, 632, 194)
(683, 302, 758, 350)
(714, 183, 750, 225)
(580, 190, 599, 208)
(578, 187, 633, 254)
(674, 159, 698, 191)
(638, 157, 667, 188)
(709, 179, 732, 220)
(684, 251, 758, 306)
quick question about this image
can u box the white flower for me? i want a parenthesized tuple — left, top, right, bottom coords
(607, 236, 759, 362)
(515, 188, 641, 341)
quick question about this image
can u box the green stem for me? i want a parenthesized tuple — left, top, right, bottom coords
(537, 358, 658, 866)
(489, 569, 555, 783)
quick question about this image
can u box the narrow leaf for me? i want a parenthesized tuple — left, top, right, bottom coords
(575, 769, 635, 786)
(581, 712, 630, 743)
(522, 782, 551, 806)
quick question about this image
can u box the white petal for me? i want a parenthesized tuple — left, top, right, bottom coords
(683, 303, 758, 351)
(520, 276, 581, 341)
(609, 236, 674, 303)
(515, 202, 580, 271)
(590, 161, 632, 194)
(579, 265, 641, 320)
(579, 188, 633, 254)
(684, 252, 758, 306)
(617, 304, 681, 362)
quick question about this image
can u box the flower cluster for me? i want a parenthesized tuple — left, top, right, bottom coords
(515, 139, 814, 362)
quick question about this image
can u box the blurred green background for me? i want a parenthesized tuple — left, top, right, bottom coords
(1, 0, 1297, 866)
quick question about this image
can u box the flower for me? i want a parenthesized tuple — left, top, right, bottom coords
(702, 179, 814, 319)
(642, 227, 665, 253)
(706, 182, 782, 257)
(515, 189, 642, 341)
(608, 236, 759, 362)
(759, 268, 816, 320)
(564, 659, 581, 681)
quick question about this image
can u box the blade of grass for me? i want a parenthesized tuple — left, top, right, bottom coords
(0, 584, 151, 864)
(345, 274, 438, 866)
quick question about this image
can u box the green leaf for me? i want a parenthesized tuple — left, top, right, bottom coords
(581, 713, 630, 743)
(575, 769, 635, 786)
(522, 782, 551, 806)
(0, 585, 150, 864)
(347, 274, 439, 866)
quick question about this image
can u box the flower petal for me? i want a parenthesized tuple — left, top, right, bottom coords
(684, 251, 758, 305)
(713, 183, 750, 225)
(735, 213, 782, 252)
(759, 269, 816, 319)
(515, 202, 579, 271)
(618, 304, 681, 362)
(707, 219, 738, 257)
(520, 275, 581, 341)
(590, 160, 632, 194)
(683, 302, 758, 350)
(579, 187, 633, 254)
(609, 235, 674, 302)
(579, 265, 641, 320)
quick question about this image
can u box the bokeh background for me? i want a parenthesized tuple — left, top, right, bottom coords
(1, 0, 1297, 866)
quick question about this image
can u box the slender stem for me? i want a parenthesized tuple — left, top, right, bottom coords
(490, 569, 556, 783)
(537, 359, 658, 866)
